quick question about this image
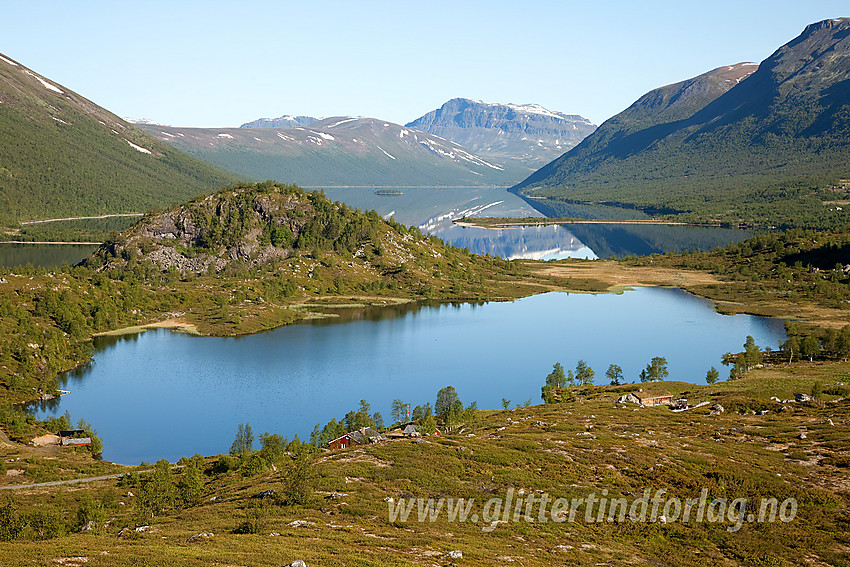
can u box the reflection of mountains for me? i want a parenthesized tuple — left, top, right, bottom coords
(430, 222, 752, 260)
(433, 225, 594, 260)
(565, 224, 752, 258)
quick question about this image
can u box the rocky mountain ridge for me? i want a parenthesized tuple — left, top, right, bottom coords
(407, 97, 596, 169)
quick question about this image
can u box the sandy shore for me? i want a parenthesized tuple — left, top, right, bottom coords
(95, 318, 200, 337)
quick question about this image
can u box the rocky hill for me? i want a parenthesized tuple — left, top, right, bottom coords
(88, 181, 519, 299)
(513, 18, 850, 228)
(139, 117, 526, 187)
(0, 53, 235, 226)
(407, 98, 596, 170)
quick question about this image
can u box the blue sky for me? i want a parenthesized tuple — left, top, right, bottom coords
(3, 1, 847, 127)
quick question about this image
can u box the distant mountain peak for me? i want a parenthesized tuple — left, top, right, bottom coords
(407, 98, 595, 169)
(427, 97, 589, 122)
(240, 114, 319, 129)
(125, 117, 169, 126)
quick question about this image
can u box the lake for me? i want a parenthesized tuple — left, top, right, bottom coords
(35, 288, 786, 465)
(1, 188, 753, 267)
(320, 187, 753, 259)
(0, 243, 98, 269)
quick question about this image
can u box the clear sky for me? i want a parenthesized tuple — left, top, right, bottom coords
(3, 1, 847, 128)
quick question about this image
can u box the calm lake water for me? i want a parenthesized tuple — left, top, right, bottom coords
(36, 288, 786, 465)
(1, 189, 753, 267)
(321, 187, 753, 259)
(0, 243, 98, 268)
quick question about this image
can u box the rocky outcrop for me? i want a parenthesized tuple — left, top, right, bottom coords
(85, 182, 457, 284)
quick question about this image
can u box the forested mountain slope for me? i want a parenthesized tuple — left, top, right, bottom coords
(513, 19, 850, 228)
(0, 53, 235, 226)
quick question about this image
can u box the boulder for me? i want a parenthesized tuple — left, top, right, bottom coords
(616, 393, 641, 404)
(286, 561, 307, 567)
(442, 550, 463, 560)
(186, 532, 214, 542)
(254, 489, 276, 499)
(795, 393, 812, 402)
(287, 520, 315, 528)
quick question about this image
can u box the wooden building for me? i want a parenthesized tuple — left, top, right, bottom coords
(635, 390, 673, 407)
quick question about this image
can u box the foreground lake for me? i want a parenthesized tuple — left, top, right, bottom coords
(36, 288, 785, 464)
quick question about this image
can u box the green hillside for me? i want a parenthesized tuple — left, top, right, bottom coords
(513, 19, 850, 229)
(0, 53, 235, 227)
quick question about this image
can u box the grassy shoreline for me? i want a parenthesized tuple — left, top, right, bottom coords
(1, 366, 847, 566)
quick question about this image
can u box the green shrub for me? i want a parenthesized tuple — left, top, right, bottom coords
(76, 495, 106, 532)
(0, 499, 25, 541)
(212, 454, 239, 475)
(24, 509, 65, 540)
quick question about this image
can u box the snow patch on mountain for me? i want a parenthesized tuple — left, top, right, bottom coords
(376, 145, 396, 160)
(24, 70, 63, 94)
(125, 140, 152, 154)
(326, 117, 358, 128)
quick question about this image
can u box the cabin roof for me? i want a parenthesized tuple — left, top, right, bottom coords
(635, 389, 672, 400)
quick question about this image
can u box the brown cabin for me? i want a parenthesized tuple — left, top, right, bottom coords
(635, 390, 673, 407)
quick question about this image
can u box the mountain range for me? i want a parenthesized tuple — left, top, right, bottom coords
(512, 18, 850, 228)
(0, 54, 234, 226)
(5, 18, 850, 230)
(138, 117, 527, 187)
(406, 98, 596, 169)
(190, 99, 596, 186)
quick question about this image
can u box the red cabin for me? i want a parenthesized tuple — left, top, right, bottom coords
(328, 433, 353, 451)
